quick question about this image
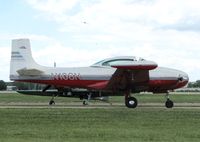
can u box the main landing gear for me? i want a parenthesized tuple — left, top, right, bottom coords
(124, 92, 138, 108)
(125, 97, 138, 108)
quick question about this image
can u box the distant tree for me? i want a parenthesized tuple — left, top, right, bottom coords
(187, 82, 193, 88)
(7, 82, 46, 90)
(14, 82, 29, 90)
(188, 80, 200, 88)
(195, 80, 200, 87)
(0, 80, 7, 90)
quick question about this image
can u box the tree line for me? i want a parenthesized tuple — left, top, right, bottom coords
(0, 80, 45, 90)
(187, 80, 200, 88)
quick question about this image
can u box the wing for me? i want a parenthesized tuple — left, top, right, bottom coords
(106, 60, 157, 91)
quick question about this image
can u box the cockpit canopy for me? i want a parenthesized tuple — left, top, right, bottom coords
(91, 56, 146, 67)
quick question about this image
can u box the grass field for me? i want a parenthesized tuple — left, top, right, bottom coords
(0, 92, 200, 142)
(1, 108, 200, 142)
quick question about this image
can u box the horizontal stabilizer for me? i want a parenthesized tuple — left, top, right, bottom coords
(17, 68, 44, 76)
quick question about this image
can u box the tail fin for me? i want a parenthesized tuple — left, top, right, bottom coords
(10, 39, 42, 80)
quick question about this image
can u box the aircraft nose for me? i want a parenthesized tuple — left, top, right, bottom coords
(177, 71, 189, 87)
(178, 72, 189, 82)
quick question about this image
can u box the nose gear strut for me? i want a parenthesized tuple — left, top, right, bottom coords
(165, 92, 174, 108)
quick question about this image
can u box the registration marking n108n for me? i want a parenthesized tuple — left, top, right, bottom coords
(51, 73, 81, 80)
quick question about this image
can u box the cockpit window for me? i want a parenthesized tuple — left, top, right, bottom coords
(91, 57, 146, 67)
(102, 59, 134, 66)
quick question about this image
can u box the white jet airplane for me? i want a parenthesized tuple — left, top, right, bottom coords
(10, 39, 189, 108)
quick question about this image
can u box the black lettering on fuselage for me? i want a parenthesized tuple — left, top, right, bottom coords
(51, 73, 81, 80)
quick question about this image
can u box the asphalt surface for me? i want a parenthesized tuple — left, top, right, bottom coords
(0, 102, 200, 109)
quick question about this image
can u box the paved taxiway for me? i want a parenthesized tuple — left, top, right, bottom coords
(0, 102, 200, 109)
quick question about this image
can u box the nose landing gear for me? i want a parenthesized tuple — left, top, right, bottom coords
(165, 92, 174, 108)
(165, 99, 174, 108)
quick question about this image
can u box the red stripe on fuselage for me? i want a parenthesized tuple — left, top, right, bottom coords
(16, 79, 188, 90)
(17, 79, 108, 89)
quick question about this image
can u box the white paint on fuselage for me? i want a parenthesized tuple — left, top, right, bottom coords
(42, 66, 187, 81)
(149, 67, 188, 80)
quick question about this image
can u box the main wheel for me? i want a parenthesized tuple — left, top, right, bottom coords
(125, 97, 138, 108)
(165, 99, 174, 108)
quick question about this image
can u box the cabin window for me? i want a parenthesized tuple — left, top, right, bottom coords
(102, 59, 134, 66)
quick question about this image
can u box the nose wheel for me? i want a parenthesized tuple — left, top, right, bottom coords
(165, 99, 174, 108)
(165, 92, 174, 108)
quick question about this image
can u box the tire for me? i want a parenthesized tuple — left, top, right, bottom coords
(165, 99, 174, 108)
(83, 100, 87, 105)
(49, 100, 55, 105)
(125, 97, 138, 108)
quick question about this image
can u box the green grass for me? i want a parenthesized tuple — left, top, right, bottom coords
(0, 93, 200, 141)
(0, 108, 200, 142)
(0, 93, 79, 103)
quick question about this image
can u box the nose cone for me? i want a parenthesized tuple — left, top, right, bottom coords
(177, 71, 189, 88)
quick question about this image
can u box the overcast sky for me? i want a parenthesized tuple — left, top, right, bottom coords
(0, 0, 200, 81)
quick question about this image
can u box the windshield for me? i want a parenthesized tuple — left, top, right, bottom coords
(102, 59, 134, 66)
(91, 56, 145, 67)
